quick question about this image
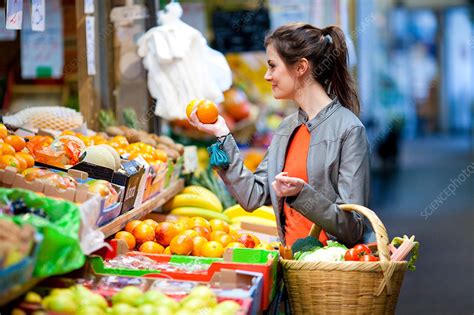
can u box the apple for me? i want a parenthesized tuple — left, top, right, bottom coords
(77, 305, 106, 315)
(87, 179, 119, 208)
(109, 303, 138, 315)
(111, 286, 143, 307)
(136, 290, 167, 306)
(158, 296, 179, 312)
(155, 306, 175, 315)
(188, 286, 216, 302)
(237, 234, 256, 248)
(213, 300, 241, 315)
(180, 297, 209, 311)
(45, 294, 77, 313)
(137, 304, 158, 315)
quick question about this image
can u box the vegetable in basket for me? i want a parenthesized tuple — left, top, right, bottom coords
(391, 235, 419, 271)
(297, 241, 348, 262)
(344, 244, 379, 262)
(291, 236, 322, 260)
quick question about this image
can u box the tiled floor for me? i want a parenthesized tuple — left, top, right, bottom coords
(369, 134, 473, 314)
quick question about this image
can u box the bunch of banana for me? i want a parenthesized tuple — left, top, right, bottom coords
(164, 185, 230, 222)
(223, 204, 277, 228)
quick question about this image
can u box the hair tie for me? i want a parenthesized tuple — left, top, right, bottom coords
(325, 34, 333, 45)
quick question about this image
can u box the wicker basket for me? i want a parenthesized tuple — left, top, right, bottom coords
(280, 204, 408, 315)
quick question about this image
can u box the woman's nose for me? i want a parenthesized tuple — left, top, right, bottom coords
(264, 69, 272, 82)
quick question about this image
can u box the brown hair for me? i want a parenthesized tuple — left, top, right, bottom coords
(264, 23, 360, 116)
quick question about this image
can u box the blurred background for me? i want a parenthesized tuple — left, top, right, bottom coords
(0, 0, 472, 313)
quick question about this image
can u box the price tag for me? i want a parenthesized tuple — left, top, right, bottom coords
(84, 0, 94, 14)
(182, 146, 198, 174)
(6, 0, 23, 30)
(85, 16, 96, 75)
(31, 0, 45, 31)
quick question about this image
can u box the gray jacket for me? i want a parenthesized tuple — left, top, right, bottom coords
(217, 98, 372, 247)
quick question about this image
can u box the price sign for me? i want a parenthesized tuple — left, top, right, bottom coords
(31, 0, 45, 31)
(6, 0, 23, 30)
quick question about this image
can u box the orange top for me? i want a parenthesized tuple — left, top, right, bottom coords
(283, 125, 328, 246)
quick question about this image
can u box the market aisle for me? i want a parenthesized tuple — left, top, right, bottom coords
(370, 135, 474, 314)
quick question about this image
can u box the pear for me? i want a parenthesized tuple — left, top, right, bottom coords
(111, 286, 143, 307)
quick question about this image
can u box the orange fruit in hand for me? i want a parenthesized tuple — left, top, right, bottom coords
(114, 231, 136, 250)
(125, 220, 142, 234)
(209, 219, 229, 233)
(201, 241, 224, 258)
(0, 124, 7, 139)
(132, 223, 155, 244)
(192, 236, 208, 256)
(188, 217, 211, 230)
(180, 229, 198, 239)
(213, 234, 234, 247)
(170, 234, 193, 255)
(196, 100, 219, 124)
(192, 226, 211, 240)
(4, 135, 26, 152)
(225, 242, 246, 249)
(16, 152, 34, 168)
(139, 241, 164, 254)
(1, 143, 16, 156)
(210, 231, 226, 242)
(0, 155, 20, 170)
(143, 219, 159, 230)
(13, 154, 27, 172)
(155, 222, 179, 246)
(186, 99, 200, 118)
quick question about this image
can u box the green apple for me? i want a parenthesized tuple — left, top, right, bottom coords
(45, 294, 77, 313)
(157, 296, 179, 312)
(109, 303, 137, 315)
(174, 309, 196, 315)
(155, 306, 175, 315)
(213, 300, 241, 315)
(136, 290, 167, 306)
(77, 305, 105, 315)
(111, 286, 143, 307)
(24, 291, 42, 303)
(189, 286, 215, 301)
(80, 293, 108, 309)
(180, 297, 209, 311)
(137, 304, 157, 315)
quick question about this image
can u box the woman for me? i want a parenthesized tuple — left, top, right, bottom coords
(189, 23, 371, 247)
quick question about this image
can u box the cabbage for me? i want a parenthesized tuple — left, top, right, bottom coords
(300, 241, 348, 262)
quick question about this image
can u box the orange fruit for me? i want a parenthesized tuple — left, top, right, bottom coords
(4, 135, 26, 152)
(213, 234, 234, 247)
(250, 234, 261, 246)
(191, 236, 208, 256)
(176, 216, 190, 226)
(192, 226, 211, 241)
(228, 226, 239, 238)
(13, 154, 27, 172)
(164, 246, 171, 255)
(186, 99, 200, 118)
(187, 217, 211, 230)
(210, 231, 226, 242)
(132, 223, 155, 244)
(0, 155, 20, 170)
(114, 231, 136, 250)
(200, 241, 224, 258)
(125, 220, 142, 234)
(180, 229, 198, 239)
(169, 234, 193, 255)
(1, 143, 16, 156)
(139, 241, 164, 254)
(225, 242, 246, 249)
(209, 219, 229, 233)
(196, 100, 218, 124)
(143, 219, 159, 230)
(16, 152, 34, 168)
(153, 149, 168, 163)
(0, 124, 7, 139)
(174, 222, 188, 234)
(155, 222, 179, 246)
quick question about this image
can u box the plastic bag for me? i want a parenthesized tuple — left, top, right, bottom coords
(0, 188, 85, 277)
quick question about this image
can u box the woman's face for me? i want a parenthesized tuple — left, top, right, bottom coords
(264, 44, 297, 100)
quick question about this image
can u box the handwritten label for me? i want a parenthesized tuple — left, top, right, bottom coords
(6, 0, 23, 30)
(31, 0, 45, 31)
(84, 0, 94, 14)
(85, 16, 96, 75)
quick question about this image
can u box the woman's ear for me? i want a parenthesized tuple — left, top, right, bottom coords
(295, 58, 309, 77)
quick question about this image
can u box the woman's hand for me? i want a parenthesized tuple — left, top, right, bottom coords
(272, 172, 305, 197)
(188, 109, 230, 137)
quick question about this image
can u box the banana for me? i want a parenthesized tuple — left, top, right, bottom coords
(170, 207, 231, 223)
(182, 186, 223, 211)
(230, 216, 277, 227)
(223, 204, 276, 221)
(163, 193, 223, 212)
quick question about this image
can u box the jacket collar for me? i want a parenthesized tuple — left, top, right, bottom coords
(297, 97, 341, 132)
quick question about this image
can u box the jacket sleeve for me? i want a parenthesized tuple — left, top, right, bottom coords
(216, 135, 271, 211)
(286, 126, 369, 247)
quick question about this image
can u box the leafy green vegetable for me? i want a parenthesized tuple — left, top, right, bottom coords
(298, 241, 348, 262)
(291, 236, 323, 255)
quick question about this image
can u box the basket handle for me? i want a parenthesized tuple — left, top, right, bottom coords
(309, 204, 391, 263)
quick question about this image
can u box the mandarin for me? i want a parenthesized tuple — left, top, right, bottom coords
(114, 231, 136, 250)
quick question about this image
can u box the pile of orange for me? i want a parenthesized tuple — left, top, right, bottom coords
(0, 124, 35, 172)
(60, 130, 108, 147)
(113, 216, 274, 257)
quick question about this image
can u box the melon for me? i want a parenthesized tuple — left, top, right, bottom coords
(81, 145, 118, 171)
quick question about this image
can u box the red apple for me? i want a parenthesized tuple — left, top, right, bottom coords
(87, 179, 118, 207)
(237, 233, 256, 248)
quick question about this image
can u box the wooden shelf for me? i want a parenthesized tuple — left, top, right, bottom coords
(99, 179, 184, 238)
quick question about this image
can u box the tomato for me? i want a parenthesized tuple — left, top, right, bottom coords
(360, 254, 379, 262)
(353, 244, 372, 256)
(344, 248, 359, 261)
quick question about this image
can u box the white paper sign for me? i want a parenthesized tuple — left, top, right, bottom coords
(86, 16, 96, 75)
(84, 0, 94, 14)
(31, 0, 45, 31)
(6, 0, 23, 30)
(0, 9, 17, 40)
